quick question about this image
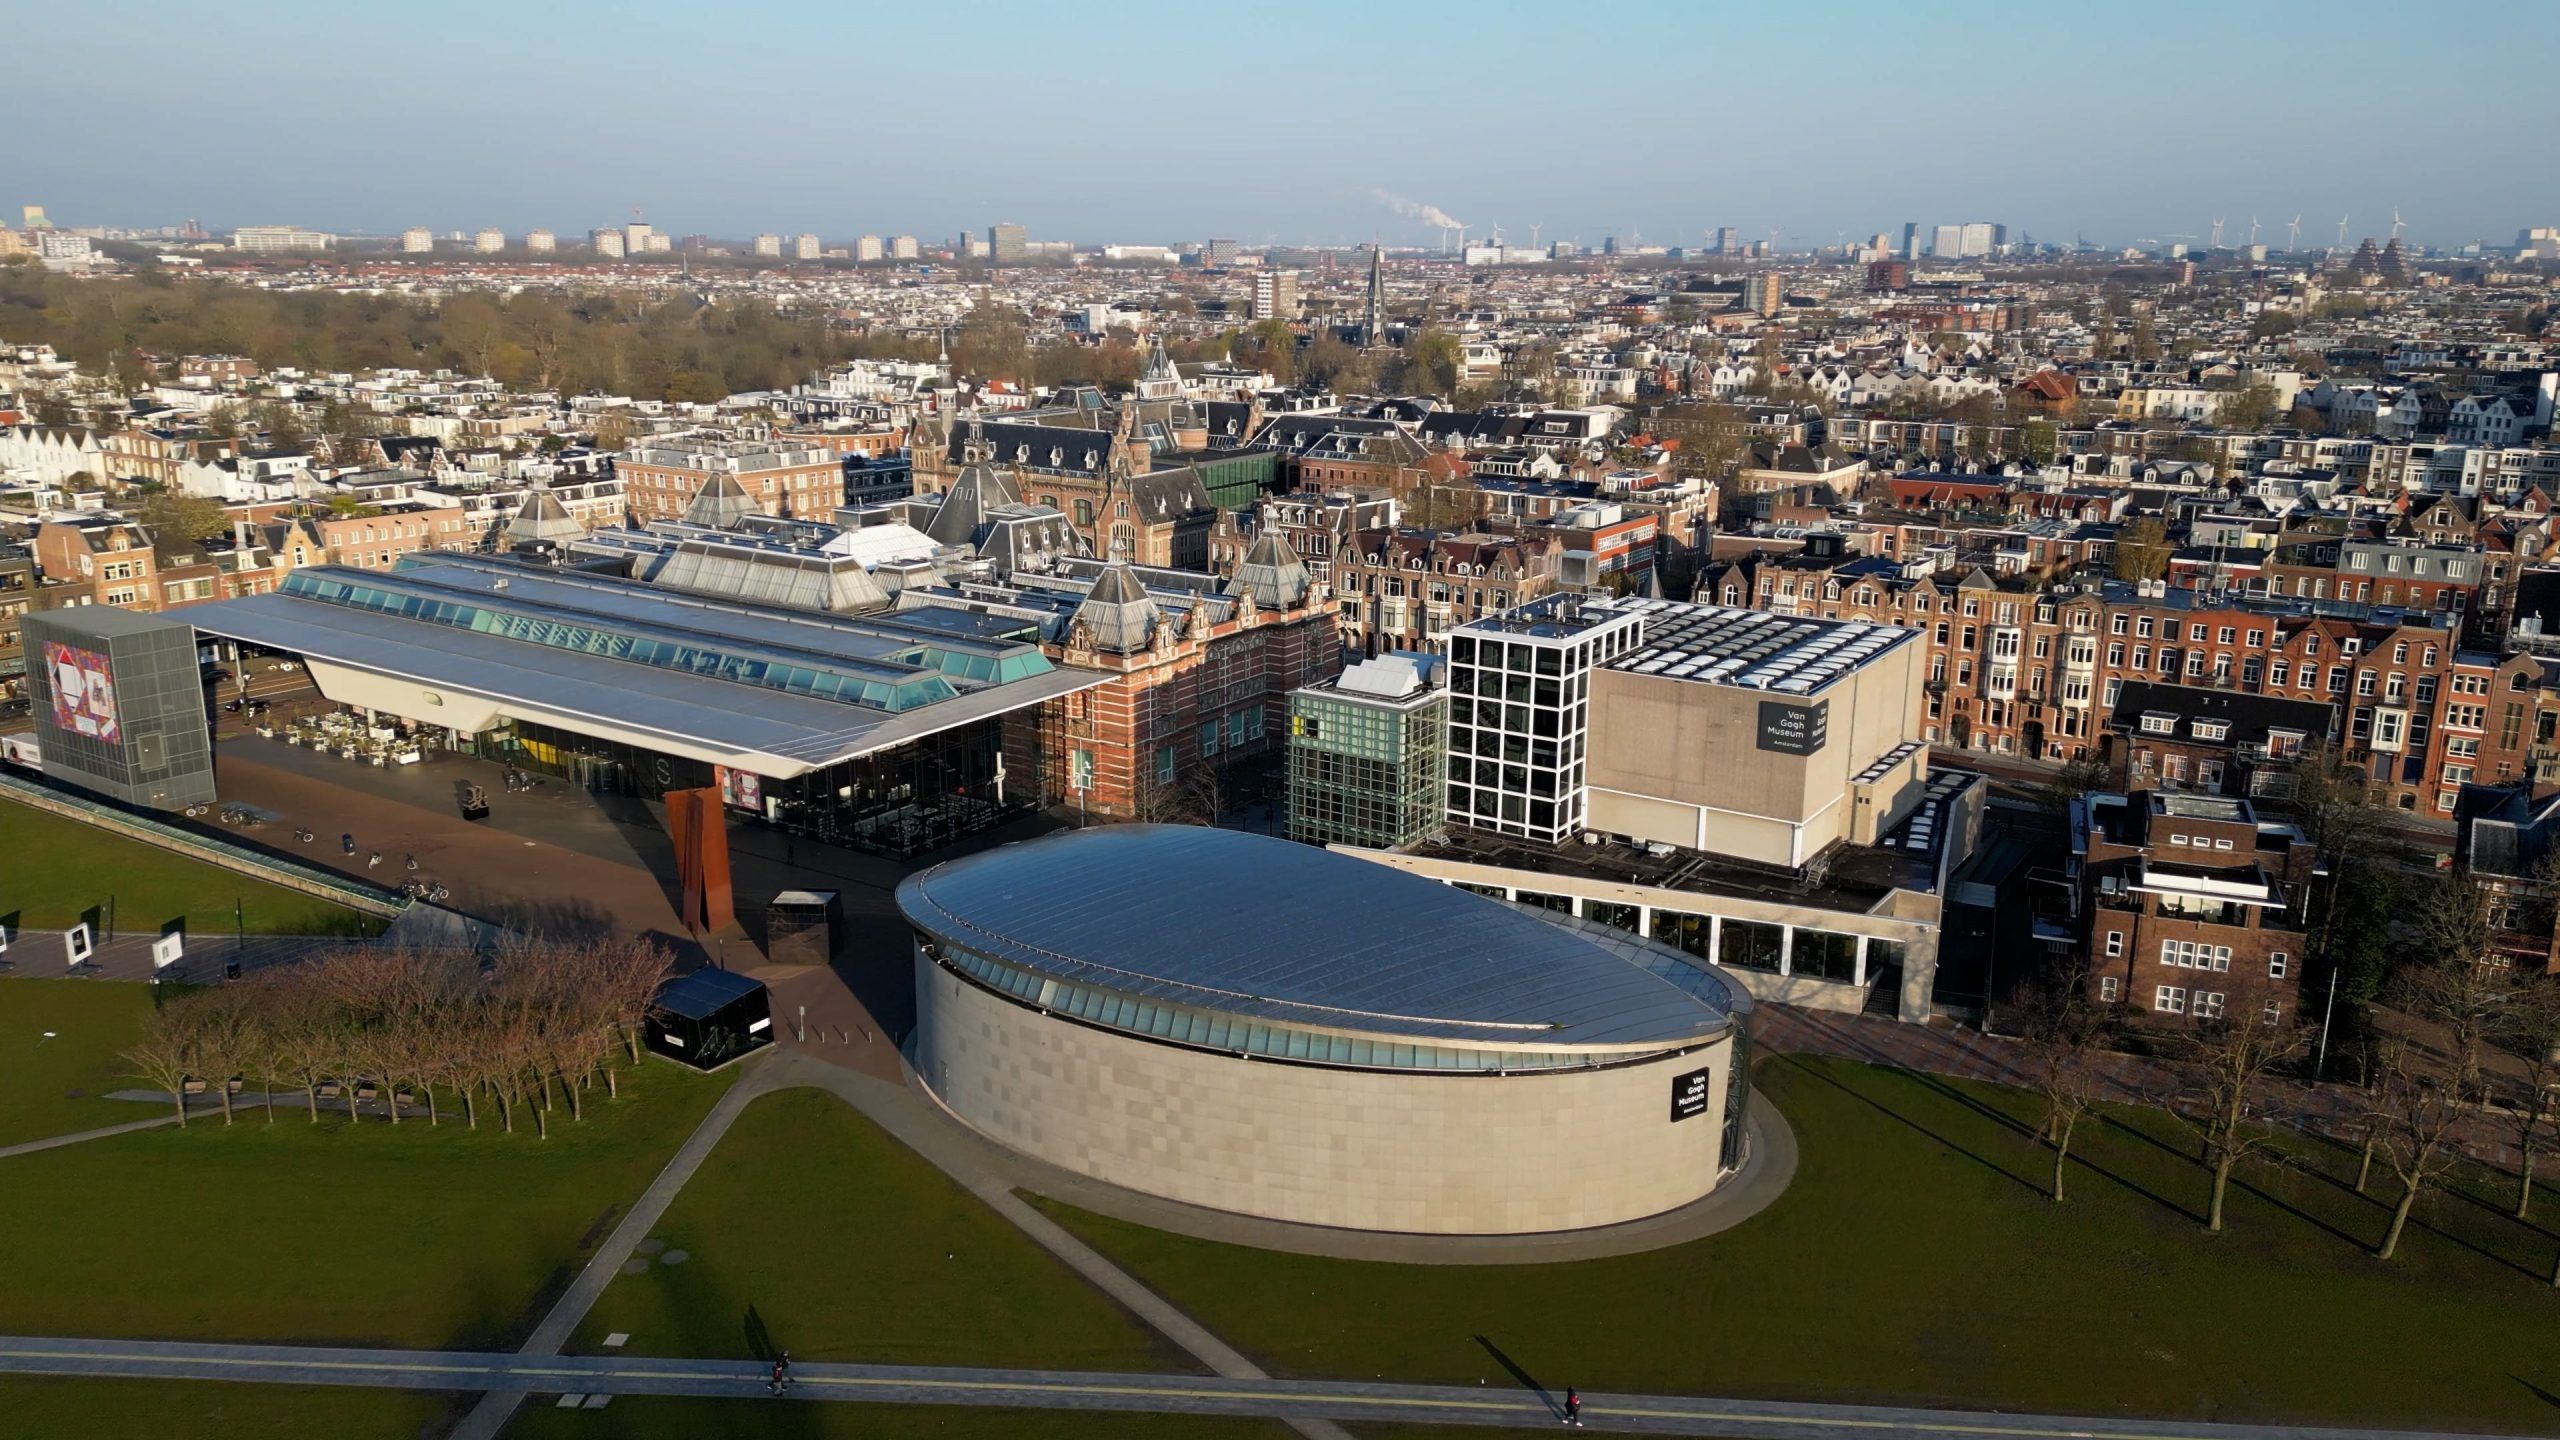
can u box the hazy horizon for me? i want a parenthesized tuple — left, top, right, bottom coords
(11, 0, 2555, 250)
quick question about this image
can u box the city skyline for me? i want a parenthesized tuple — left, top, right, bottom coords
(11, 0, 2555, 250)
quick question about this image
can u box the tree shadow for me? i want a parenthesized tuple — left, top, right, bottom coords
(1778, 1056, 2046, 1199)
(1473, 1333, 1558, 1419)
(2515, 1374, 2560, 1413)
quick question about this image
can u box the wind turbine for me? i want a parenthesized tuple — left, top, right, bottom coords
(2336, 215, 2350, 248)
(2287, 215, 2302, 252)
(2247, 216, 2260, 248)
(2210, 217, 2226, 249)
(2389, 208, 2407, 242)
(1529, 222, 1542, 248)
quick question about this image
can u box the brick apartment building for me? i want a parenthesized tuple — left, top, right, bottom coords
(1332, 529, 1553, 657)
(619, 440, 845, 524)
(1020, 542, 1341, 818)
(1728, 547, 2560, 816)
(2075, 791, 2316, 1025)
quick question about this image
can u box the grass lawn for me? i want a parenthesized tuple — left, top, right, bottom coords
(506, 1397, 1290, 1439)
(571, 1088, 1181, 1373)
(1039, 1055, 2560, 1432)
(0, 797, 375, 938)
(0, 1377, 454, 1440)
(0, 1059, 733, 1350)
(0, 978, 154, 1145)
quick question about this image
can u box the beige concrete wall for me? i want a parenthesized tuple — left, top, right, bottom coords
(913, 951, 1734, 1235)
(1584, 639, 1926, 864)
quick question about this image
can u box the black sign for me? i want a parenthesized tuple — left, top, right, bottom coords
(1669, 1066, 1712, 1122)
(1756, 699, 1830, 756)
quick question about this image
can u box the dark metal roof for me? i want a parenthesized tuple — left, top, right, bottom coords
(652, 967, 765, 1020)
(896, 826, 1734, 1050)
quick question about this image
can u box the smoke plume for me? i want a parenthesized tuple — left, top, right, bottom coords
(1372, 189, 1465, 233)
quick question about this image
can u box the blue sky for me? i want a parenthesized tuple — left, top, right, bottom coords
(10, 0, 2554, 248)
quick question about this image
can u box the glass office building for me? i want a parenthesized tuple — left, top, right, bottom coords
(1287, 652, 1449, 850)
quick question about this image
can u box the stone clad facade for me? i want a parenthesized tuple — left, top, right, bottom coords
(912, 951, 1736, 1234)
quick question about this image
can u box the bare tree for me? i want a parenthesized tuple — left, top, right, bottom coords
(124, 999, 205, 1127)
(188, 988, 259, 1127)
(2365, 1026, 2475, 1262)
(2496, 977, 2560, 1219)
(2176, 1016, 2309, 1231)
(2019, 977, 2108, 1203)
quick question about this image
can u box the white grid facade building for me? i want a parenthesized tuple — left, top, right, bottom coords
(1443, 596, 1644, 844)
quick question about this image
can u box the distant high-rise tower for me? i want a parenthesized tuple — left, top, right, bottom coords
(1364, 245, 1385, 346)
(989, 222, 1028, 263)
(753, 234, 782, 257)
(525, 230, 556, 254)
(401, 227, 433, 253)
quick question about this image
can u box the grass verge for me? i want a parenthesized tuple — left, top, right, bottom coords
(1037, 1054, 2560, 1431)
(571, 1087, 1181, 1372)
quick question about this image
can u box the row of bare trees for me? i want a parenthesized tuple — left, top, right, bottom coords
(2022, 882, 2560, 1280)
(124, 939, 671, 1138)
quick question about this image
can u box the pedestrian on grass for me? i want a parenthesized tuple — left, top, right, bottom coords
(1563, 1388, 1582, 1427)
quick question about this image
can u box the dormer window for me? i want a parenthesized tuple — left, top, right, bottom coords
(2141, 712, 2178, 735)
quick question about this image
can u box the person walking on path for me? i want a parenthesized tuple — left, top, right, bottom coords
(1562, 1387, 1583, 1427)
(768, 1351, 791, 1395)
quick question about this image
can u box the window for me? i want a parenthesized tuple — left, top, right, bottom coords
(2193, 991, 2227, 1020)
(1199, 722, 1220, 757)
(2155, 985, 2188, 1015)
(2268, 951, 2289, 980)
(1155, 745, 1177, 783)
(2105, 930, 2124, 958)
(2099, 975, 2121, 1002)
(2161, 940, 2232, 971)
(2262, 1000, 2284, 1025)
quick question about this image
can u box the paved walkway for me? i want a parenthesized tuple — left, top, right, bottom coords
(446, 1054, 789, 1440)
(731, 1052, 1355, 1440)
(0, 1114, 178, 1160)
(0, 1336, 2538, 1440)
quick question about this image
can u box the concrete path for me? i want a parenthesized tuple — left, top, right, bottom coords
(0, 1113, 178, 1159)
(0, 1335, 2538, 1440)
(760, 1051, 1354, 1440)
(445, 1054, 787, 1440)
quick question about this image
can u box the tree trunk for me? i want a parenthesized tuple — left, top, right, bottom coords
(2377, 1179, 2421, 1261)
(462, 1085, 479, 1130)
(216, 1083, 234, 1126)
(540, 1073, 556, 1112)
(262, 1081, 276, 1123)
(532, 1100, 550, 1141)
(169, 1087, 188, 1127)
(604, 1065, 620, 1100)
(345, 1082, 359, 1122)
(495, 1085, 513, 1134)
(2209, 1150, 2234, 1232)
(2355, 1136, 2375, 1195)
(2517, 1141, 2537, 1221)
(2551, 1240, 2559, 1289)
(305, 1081, 320, 1123)
(424, 1082, 439, 1127)
(564, 1076, 585, 1123)
(2050, 1118, 2074, 1203)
